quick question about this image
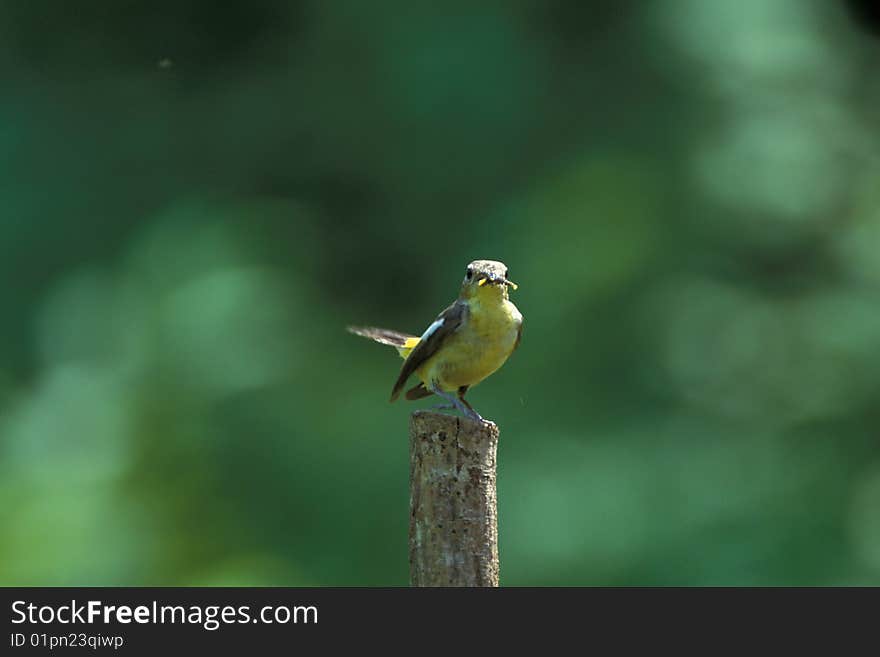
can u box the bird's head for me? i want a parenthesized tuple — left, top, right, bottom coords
(459, 260, 517, 300)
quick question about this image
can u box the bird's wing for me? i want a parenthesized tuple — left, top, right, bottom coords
(390, 300, 467, 402)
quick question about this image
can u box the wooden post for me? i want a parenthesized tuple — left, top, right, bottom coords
(408, 410, 500, 587)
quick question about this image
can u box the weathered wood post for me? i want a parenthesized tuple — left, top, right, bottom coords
(408, 410, 500, 586)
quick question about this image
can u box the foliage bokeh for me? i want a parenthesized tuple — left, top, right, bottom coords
(2, 0, 880, 585)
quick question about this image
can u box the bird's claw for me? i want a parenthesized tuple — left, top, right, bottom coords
(428, 383, 488, 423)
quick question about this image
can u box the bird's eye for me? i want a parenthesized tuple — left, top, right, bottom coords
(504, 269, 509, 279)
(466, 267, 473, 280)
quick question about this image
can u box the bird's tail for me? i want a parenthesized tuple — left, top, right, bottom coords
(347, 326, 420, 359)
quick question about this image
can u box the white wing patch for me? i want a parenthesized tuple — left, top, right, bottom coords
(419, 317, 445, 342)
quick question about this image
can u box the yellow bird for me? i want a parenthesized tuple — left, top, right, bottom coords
(348, 260, 523, 423)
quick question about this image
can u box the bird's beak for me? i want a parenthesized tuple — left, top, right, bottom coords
(477, 275, 518, 290)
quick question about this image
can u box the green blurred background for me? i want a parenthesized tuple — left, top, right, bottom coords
(2, 1, 880, 586)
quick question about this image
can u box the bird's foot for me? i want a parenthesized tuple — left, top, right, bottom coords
(426, 404, 490, 425)
(428, 383, 490, 424)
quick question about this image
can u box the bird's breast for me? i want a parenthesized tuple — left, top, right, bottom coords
(422, 299, 521, 390)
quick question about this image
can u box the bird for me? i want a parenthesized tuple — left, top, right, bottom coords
(348, 260, 523, 423)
